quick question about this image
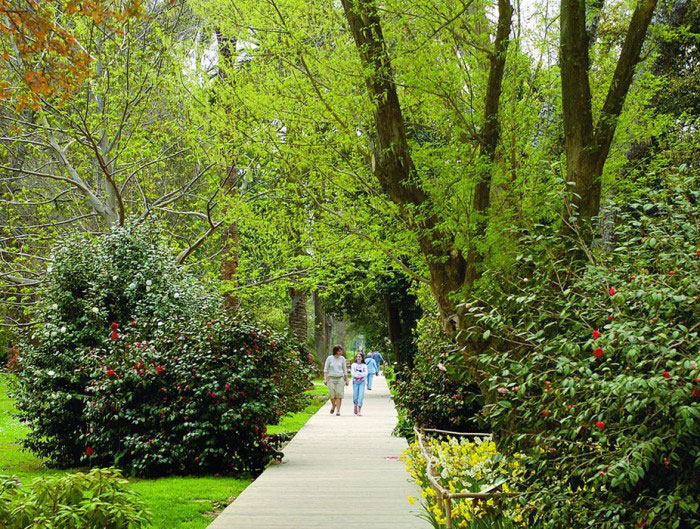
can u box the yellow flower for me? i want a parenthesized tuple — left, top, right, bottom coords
(407, 495, 415, 506)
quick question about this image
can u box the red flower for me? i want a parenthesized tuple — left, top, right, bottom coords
(210, 392, 217, 398)
(85, 446, 95, 456)
(668, 270, 674, 276)
(542, 409, 550, 417)
(662, 371, 670, 379)
(110, 330, 119, 340)
(155, 365, 164, 375)
(696, 377, 700, 384)
(697, 250, 700, 257)
(270, 341, 275, 347)
(111, 322, 119, 329)
(595, 421, 606, 431)
(629, 275, 636, 281)
(637, 520, 647, 528)
(544, 380, 551, 392)
(692, 387, 700, 399)
(592, 330, 600, 340)
(106, 368, 116, 378)
(609, 286, 616, 296)
(225, 383, 231, 390)
(131, 319, 137, 326)
(593, 347, 604, 359)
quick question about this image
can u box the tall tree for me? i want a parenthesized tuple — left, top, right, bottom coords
(560, 0, 658, 224)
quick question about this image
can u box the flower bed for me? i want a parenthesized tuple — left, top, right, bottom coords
(403, 431, 527, 529)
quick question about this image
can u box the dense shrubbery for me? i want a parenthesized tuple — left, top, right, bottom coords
(460, 176, 700, 528)
(0, 468, 151, 529)
(393, 315, 483, 432)
(12, 225, 312, 476)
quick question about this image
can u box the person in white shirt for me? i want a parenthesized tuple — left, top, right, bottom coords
(324, 345, 349, 416)
(351, 352, 368, 416)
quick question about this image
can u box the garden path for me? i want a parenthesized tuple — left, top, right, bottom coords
(207, 375, 428, 528)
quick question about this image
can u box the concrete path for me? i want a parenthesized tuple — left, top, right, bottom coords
(207, 375, 428, 529)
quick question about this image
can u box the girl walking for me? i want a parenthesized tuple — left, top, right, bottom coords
(351, 352, 368, 416)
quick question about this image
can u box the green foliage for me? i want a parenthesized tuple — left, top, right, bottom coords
(393, 313, 483, 432)
(462, 174, 700, 529)
(12, 225, 312, 476)
(0, 468, 151, 529)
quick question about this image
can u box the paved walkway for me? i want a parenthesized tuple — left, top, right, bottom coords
(207, 375, 427, 528)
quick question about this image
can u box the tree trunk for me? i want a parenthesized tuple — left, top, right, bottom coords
(560, 0, 658, 225)
(383, 292, 410, 367)
(341, 0, 466, 319)
(288, 287, 308, 342)
(313, 291, 327, 363)
(465, 0, 513, 285)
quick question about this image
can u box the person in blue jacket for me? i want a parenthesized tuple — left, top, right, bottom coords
(365, 352, 378, 390)
(372, 350, 384, 375)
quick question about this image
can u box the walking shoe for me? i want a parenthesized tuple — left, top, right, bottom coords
(330, 407, 335, 414)
(358, 407, 362, 416)
(354, 405, 358, 415)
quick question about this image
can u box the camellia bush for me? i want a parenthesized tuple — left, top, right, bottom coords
(460, 175, 700, 529)
(393, 314, 483, 433)
(12, 224, 312, 476)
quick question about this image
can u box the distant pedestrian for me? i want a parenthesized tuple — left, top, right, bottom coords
(365, 353, 377, 390)
(372, 351, 384, 375)
(351, 352, 368, 416)
(324, 345, 348, 416)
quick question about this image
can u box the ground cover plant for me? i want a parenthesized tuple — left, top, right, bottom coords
(0, 468, 151, 529)
(460, 175, 700, 528)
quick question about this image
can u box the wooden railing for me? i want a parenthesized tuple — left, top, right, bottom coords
(414, 427, 506, 529)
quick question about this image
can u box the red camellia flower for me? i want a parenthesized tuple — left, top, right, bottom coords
(155, 365, 164, 375)
(593, 347, 604, 359)
(110, 330, 119, 340)
(106, 368, 116, 378)
(696, 250, 700, 257)
(111, 322, 119, 329)
(662, 371, 670, 379)
(629, 275, 635, 281)
(609, 286, 616, 296)
(85, 446, 95, 456)
(608, 314, 614, 321)
(210, 392, 217, 398)
(595, 421, 606, 431)
(225, 383, 231, 390)
(592, 330, 600, 340)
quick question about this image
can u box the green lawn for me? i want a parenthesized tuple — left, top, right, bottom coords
(0, 374, 326, 528)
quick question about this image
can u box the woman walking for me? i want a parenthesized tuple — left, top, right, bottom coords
(351, 352, 368, 416)
(365, 352, 377, 390)
(324, 345, 348, 416)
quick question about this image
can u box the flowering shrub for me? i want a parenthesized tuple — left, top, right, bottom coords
(403, 435, 525, 528)
(0, 468, 151, 529)
(12, 225, 312, 475)
(462, 176, 700, 528)
(393, 314, 483, 432)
